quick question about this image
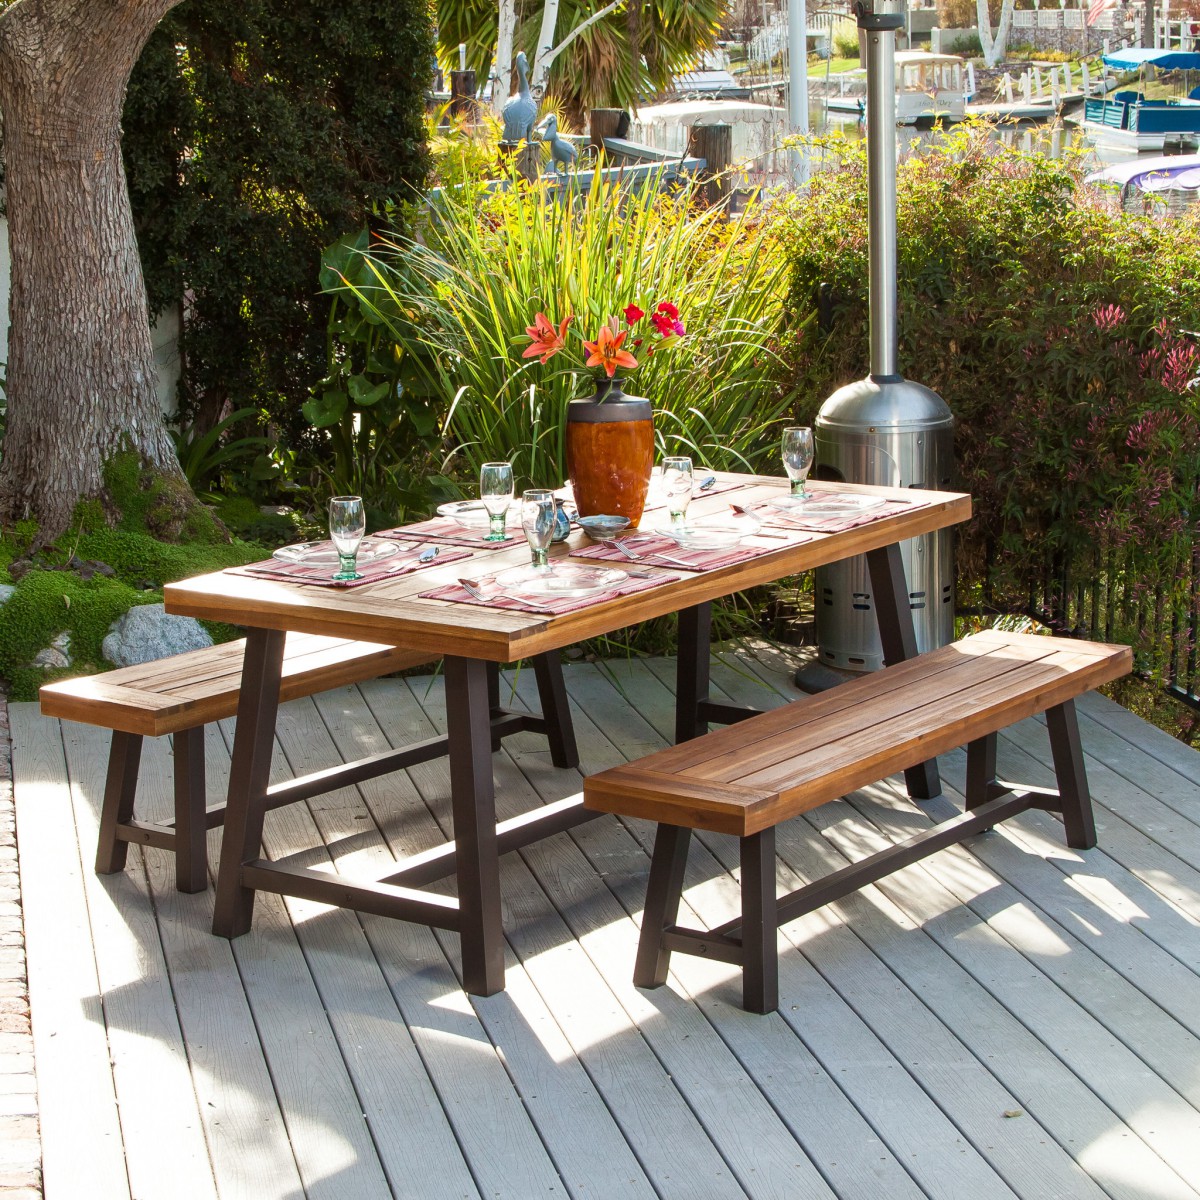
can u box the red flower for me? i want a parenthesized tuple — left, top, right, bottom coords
(624, 303, 645, 324)
(583, 326, 639, 377)
(651, 311, 676, 337)
(655, 301, 679, 319)
(521, 312, 573, 364)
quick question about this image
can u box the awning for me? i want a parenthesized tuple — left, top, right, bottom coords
(1101, 48, 1200, 71)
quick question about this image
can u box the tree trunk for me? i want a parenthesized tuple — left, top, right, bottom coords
(491, 0, 517, 113)
(0, 0, 187, 539)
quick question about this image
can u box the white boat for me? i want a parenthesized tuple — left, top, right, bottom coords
(824, 51, 969, 125)
(1076, 48, 1200, 151)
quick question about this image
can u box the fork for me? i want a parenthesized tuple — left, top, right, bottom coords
(611, 539, 698, 569)
(457, 577, 558, 614)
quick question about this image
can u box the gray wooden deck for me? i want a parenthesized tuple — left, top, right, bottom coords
(10, 645, 1200, 1200)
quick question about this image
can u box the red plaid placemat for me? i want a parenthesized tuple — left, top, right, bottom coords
(571, 533, 785, 572)
(747, 494, 925, 534)
(376, 518, 515, 548)
(420, 568, 678, 615)
(233, 543, 471, 588)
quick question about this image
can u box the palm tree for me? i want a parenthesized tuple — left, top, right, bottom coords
(438, 0, 726, 124)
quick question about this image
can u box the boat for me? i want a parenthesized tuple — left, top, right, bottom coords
(824, 51, 969, 126)
(1076, 48, 1200, 151)
(1085, 151, 1200, 211)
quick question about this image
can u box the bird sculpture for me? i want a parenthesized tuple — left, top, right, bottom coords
(536, 113, 578, 173)
(500, 51, 537, 145)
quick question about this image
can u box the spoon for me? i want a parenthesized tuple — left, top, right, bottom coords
(417, 546, 439, 563)
(697, 475, 717, 491)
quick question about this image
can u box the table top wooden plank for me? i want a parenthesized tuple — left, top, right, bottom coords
(164, 476, 971, 662)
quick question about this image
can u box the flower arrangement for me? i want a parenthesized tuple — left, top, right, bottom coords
(521, 301, 686, 379)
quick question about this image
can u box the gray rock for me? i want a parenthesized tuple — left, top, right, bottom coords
(102, 603, 212, 668)
(0, 585, 15, 606)
(33, 645, 70, 670)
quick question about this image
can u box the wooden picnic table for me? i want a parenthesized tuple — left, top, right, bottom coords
(163, 472, 971, 997)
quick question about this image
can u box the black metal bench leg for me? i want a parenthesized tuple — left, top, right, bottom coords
(676, 602, 713, 744)
(173, 726, 208, 894)
(866, 544, 941, 800)
(634, 823, 692, 989)
(532, 653, 579, 769)
(965, 733, 999, 816)
(446, 655, 506, 996)
(740, 828, 779, 1014)
(96, 731, 143, 876)
(212, 628, 286, 938)
(1046, 699, 1097, 850)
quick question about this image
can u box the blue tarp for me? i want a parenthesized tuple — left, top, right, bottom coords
(1102, 47, 1200, 72)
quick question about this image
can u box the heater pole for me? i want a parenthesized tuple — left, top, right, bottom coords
(857, 0, 904, 378)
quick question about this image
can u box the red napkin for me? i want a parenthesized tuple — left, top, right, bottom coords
(419, 568, 677, 615)
(570, 533, 783, 572)
(233, 543, 470, 588)
(375, 518, 515, 548)
(746, 494, 924, 534)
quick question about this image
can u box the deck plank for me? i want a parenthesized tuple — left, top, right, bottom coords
(55, 720, 220, 1200)
(13, 650, 1200, 1200)
(10, 706, 132, 1200)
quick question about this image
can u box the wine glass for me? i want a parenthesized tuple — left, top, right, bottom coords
(781, 426, 815, 501)
(661, 456, 693, 529)
(480, 462, 514, 542)
(329, 495, 367, 581)
(521, 489, 556, 573)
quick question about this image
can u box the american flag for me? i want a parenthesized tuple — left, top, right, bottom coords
(1087, 0, 1115, 27)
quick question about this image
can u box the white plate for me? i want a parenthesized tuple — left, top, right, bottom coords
(657, 523, 744, 551)
(495, 563, 626, 600)
(766, 493, 888, 517)
(272, 538, 402, 566)
(437, 499, 489, 529)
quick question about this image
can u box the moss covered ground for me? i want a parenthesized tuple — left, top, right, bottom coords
(0, 453, 282, 701)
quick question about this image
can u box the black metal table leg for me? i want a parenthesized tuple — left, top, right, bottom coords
(866, 544, 941, 800)
(1047, 699, 1097, 850)
(95, 730, 142, 876)
(212, 628, 286, 938)
(445, 655, 506, 996)
(676, 601, 713, 744)
(532, 653, 579, 769)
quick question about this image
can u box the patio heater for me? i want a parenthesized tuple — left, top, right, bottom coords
(797, 0, 955, 689)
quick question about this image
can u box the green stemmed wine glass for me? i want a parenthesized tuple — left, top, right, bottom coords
(480, 462, 514, 542)
(329, 495, 366, 581)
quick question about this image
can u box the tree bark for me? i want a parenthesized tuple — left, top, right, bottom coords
(0, 0, 187, 538)
(491, 0, 517, 113)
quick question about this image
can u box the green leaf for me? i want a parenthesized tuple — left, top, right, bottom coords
(302, 390, 349, 428)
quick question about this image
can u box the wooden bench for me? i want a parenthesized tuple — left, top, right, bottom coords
(583, 630, 1132, 1014)
(41, 634, 578, 894)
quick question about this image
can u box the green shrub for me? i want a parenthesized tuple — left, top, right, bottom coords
(777, 127, 1200, 679)
(833, 30, 861, 59)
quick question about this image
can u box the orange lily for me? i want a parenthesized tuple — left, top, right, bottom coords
(583, 325, 639, 378)
(522, 312, 573, 364)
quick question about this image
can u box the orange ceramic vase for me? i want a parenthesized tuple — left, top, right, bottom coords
(565, 377, 654, 522)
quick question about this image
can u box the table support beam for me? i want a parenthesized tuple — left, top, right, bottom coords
(445, 655, 506, 995)
(212, 628, 287, 938)
(867, 543, 941, 799)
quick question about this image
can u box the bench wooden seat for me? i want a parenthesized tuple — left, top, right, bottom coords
(583, 630, 1132, 1013)
(41, 634, 578, 894)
